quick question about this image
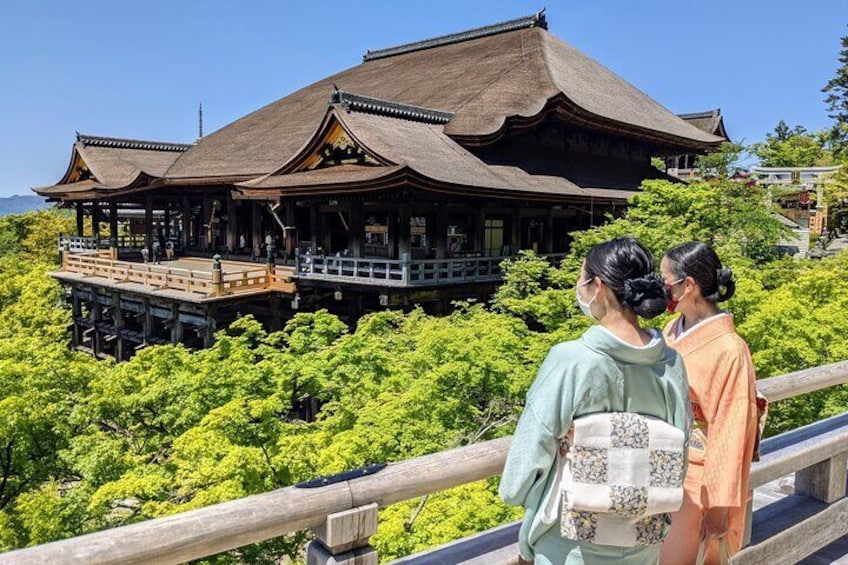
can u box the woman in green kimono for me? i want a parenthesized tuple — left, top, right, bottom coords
(499, 237, 691, 564)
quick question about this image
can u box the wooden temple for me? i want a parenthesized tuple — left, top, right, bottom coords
(34, 12, 723, 359)
(665, 109, 730, 179)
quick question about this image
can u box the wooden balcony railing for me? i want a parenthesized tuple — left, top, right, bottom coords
(295, 252, 568, 287)
(3, 360, 847, 565)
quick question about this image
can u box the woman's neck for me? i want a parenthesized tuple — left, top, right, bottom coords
(679, 300, 721, 333)
(599, 309, 652, 347)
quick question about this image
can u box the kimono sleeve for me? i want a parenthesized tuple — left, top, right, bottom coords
(499, 344, 579, 507)
(703, 343, 757, 508)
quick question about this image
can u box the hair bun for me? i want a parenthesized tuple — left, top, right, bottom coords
(624, 273, 668, 319)
(715, 268, 735, 302)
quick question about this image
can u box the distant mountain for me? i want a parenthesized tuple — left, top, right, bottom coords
(0, 195, 51, 217)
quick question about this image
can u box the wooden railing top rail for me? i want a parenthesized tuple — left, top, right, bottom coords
(3, 362, 847, 565)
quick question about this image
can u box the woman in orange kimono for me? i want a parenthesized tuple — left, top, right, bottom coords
(659, 242, 758, 565)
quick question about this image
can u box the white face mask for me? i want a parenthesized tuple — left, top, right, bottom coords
(576, 279, 599, 320)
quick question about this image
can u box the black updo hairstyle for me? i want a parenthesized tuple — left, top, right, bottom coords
(664, 241, 735, 303)
(583, 237, 668, 319)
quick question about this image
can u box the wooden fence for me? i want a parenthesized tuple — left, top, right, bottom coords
(2, 361, 847, 565)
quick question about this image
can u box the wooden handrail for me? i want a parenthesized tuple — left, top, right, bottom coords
(756, 360, 848, 402)
(2, 363, 847, 565)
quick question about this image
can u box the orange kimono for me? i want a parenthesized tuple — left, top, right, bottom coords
(660, 314, 758, 565)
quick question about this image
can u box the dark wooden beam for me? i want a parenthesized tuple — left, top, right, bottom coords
(181, 195, 191, 250)
(145, 195, 154, 255)
(76, 202, 85, 236)
(350, 200, 363, 258)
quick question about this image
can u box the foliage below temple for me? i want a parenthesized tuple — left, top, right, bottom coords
(1, 181, 847, 562)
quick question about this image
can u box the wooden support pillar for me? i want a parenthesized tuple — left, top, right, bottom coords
(71, 285, 82, 347)
(202, 195, 212, 251)
(741, 498, 753, 548)
(170, 303, 183, 345)
(145, 194, 154, 255)
(142, 297, 152, 344)
(181, 195, 191, 250)
(91, 201, 101, 240)
(285, 199, 296, 260)
(164, 203, 172, 241)
(309, 205, 318, 254)
(544, 207, 554, 254)
(76, 202, 85, 236)
(474, 207, 486, 253)
(112, 292, 124, 362)
(398, 202, 411, 258)
(203, 307, 217, 348)
(91, 290, 102, 357)
(350, 200, 363, 258)
(109, 201, 118, 243)
(226, 193, 237, 253)
(511, 207, 521, 251)
(435, 204, 447, 260)
(306, 503, 378, 565)
(387, 210, 398, 260)
(796, 452, 848, 503)
(251, 202, 262, 259)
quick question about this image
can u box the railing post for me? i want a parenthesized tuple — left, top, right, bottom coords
(109, 237, 118, 261)
(401, 253, 410, 286)
(306, 503, 378, 565)
(795, 452, 848, 503)
(60, 240, 70, 269)
(211, 254, 223, 296)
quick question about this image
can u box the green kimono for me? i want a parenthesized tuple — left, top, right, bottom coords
(499, 326, 691, 564)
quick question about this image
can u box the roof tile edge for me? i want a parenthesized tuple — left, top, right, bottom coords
(76, 133, 194, 153)
(330, 89, 454, 124)
(362, 10, 547, 62)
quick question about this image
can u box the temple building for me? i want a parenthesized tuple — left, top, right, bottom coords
(664, 109, 730, 180)
(34, 12, 723, 359)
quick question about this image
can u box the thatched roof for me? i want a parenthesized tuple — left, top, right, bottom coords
(34, 134, 190, 199)
(37, 13, 722, 201)
(166, 14, 722, 181)
(678, 109, 729, 141)
(235, 95, 670, 201)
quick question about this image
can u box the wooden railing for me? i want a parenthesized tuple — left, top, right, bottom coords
(64, 254, 215, 296)
(295, 252, 568, 287)
(59, 234, 151, 252)
(3, 361, 847, 565)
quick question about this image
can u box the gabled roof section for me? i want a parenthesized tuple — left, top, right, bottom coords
(238, 95, 658, 201)
(166, 15, 723, 181)
(362, 11, 547, 62)
(678, 109, 729, 141)
(33, 133, 191, 199)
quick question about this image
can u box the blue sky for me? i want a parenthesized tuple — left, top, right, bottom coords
(0, 0, 845, 197)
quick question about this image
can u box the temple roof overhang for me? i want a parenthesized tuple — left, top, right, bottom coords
(233, 92, 660, 202)
(677, 109, 730, 142)
(33, 134, 192, 201)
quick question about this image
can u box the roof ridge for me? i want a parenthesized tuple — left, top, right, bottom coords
(76, 133, 193, 152)
(677, 109, 721, 119)
(362, 10, 547, 62)
(330, 89, 454, 124)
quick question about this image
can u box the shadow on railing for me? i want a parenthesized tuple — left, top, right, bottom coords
(3, 361, 846, 565)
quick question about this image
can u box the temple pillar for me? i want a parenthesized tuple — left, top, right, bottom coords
(309, 205, 318, 253)
(181, 195, 191, 250)
(164, 203, 172, 241)
(474, 207, 486, 253)
(202, 195, 212, 251)
(511, 208, 521, 251)
(144, 194, 154, 256)
(350, 200, 363, 258)
(435, 204, 447, 260)
(285, 200, 296, 260)
(398, 203, 411, 258)
(76, 202, 85, 236)
(252, 202, 262, 259)
(226, 193, 237, 253)
(544, 208, 554, 253)
(91, 201, 101, 241)
(109, 201, 119, 259)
